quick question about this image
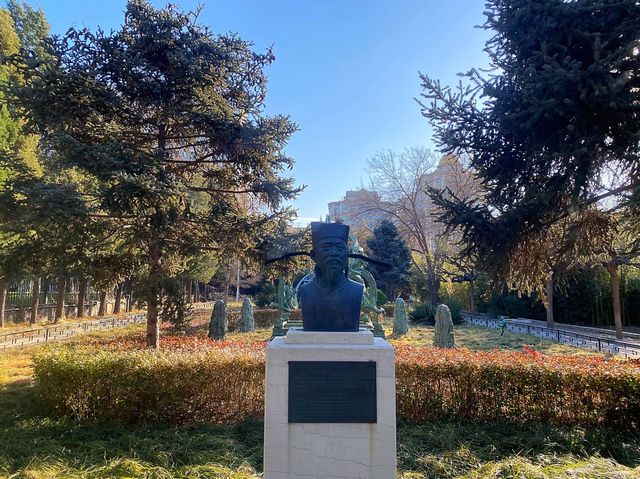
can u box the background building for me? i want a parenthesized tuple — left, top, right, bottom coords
(327, 154, 478, 245)
(327, 190, 388, 231)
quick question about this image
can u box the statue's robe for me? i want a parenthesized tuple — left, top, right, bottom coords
(300, 278, 364, 332)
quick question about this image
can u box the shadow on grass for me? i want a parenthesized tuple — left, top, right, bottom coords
(397, 420, 640, 477)
(1, 379, 639, 478)
(0, 381, 264, 477)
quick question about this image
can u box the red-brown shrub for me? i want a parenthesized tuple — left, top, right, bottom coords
(33, 341, 265, 424)
(395, 346, 640, 428)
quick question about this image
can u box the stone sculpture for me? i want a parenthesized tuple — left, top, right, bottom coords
(433, 303, 455, 348)
(392, 297, 408, 336)
(239, 297, 255, 333)
(208, 300, 227, 340)
(348, 233, 386, 337)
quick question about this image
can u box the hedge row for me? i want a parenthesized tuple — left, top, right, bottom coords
(396, 346, 640, 427)
(33, 343, 640, 429)
(33, 343, 265, 424)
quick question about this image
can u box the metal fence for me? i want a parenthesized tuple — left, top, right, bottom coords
(6, 285, 105, 309)
(0, 313, 146, 350)
(0, 302, 217, 351)
(463, 312, 640, 358)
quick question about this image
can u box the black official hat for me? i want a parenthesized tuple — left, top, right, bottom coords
(310, 221, 349, 245)
(264, 221, 390, 269)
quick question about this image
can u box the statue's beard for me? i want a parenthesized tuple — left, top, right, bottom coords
(325, 265, 343, 287)
(317, 262, 345, 289)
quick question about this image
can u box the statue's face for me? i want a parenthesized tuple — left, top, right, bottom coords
(312, 236, 348, 278)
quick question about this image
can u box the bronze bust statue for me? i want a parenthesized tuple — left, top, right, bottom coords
(299, 222, 364, 332)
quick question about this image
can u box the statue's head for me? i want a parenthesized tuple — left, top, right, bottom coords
(310, 222, 349, 282)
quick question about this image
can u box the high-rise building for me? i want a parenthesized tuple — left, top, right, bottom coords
(416, 153, 479, 249)
(327, 190, 389, 231)
(326, 154, 478, 245)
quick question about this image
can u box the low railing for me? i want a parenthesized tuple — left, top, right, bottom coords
(0, 313, 147, 350)
(463, 311, 640, 358)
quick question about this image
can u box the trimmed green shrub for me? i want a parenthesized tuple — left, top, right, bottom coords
(446, 299, 463, 324)
(253, 309, 279, 327)
(34, 343, 640, 430)
(382, 303, 395, 317)
(254, 283, 277, 308)
(228, 309, 277, 330)
(410, 301, 463, 325)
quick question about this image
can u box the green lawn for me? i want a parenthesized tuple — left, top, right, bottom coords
(0, 321, 637, 478)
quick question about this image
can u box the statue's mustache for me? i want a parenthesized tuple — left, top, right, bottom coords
(326, 257, 344, 264)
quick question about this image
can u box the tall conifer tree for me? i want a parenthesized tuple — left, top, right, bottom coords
(421, 0, 640, 280)
(367, 220, 411, 298)
(7, 1, 299, 347)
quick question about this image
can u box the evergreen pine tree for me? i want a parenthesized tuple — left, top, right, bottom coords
(6, 0, 299, 347)
(366, 220, 411, 298)
(420, 0, 640, 278)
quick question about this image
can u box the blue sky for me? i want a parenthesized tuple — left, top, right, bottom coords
(28, 0, 491, 224)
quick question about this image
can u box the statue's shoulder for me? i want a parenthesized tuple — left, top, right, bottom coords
(345, 278, 364, 293)
(299, 280, 318, 297)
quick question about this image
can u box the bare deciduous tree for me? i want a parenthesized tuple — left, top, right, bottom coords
(356, 147, 477, 305)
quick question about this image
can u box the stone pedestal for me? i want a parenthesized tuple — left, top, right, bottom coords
(264, 328, 396, 479)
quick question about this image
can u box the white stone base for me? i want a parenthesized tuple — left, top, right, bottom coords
(264, 329, 396, 479)
(284, 328, 374, 345)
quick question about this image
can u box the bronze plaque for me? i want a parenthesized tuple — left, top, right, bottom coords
(288, 361, 377, 423)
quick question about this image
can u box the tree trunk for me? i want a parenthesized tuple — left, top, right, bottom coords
(98, 291, 107, 316)
(608, 263, 623, 340)
(113, 283, 123, 314)
(146, 241, 161, 349)
(54, 277, 66, 323)
(426, 268, 440, 306)
(0, 277, 6, 327)
(77, 276, 87, 318)
(545, 274, 555, 328)
(224, 263, 232, 299)
(30, 276, 41, 324)
(468, 280, 476, 313)
(124, 278, 133, 312)
(235, 259, 241, 301)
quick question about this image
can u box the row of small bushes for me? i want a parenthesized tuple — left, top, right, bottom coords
(33, 343, 640, 429)
(396, 346, 640, 426)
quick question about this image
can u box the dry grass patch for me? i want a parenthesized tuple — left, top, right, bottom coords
(391, 323, 599, 355)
